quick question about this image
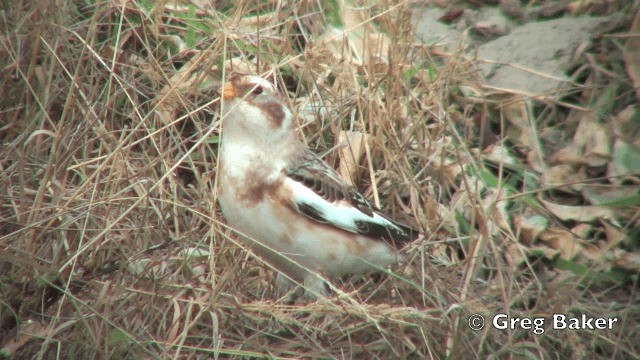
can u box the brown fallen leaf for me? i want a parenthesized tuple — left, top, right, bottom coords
(571, 223, 592, 239)
(550, 111, 611, 167)
(514, 214, 549, 246)
(607, 138, 640, 185)
(613, 249, 640, 272)
(539, 164, 583, 191)
(483, 144, 516, 166)
(581, 184, 639, 206)
(611, 105, 640, 148)
(315, 0, 392, 71)
(622, 11, 640, 103)
(504, 241, 528, 267)
(336, 130, 370, 186)
(603, 222, 626, 248)
(501, 100, 545, 172)
(580, 115, 611, 168)
(538, 227, 583, 260)
(540, 198, 615, 222)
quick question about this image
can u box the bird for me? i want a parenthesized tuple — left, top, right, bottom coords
(216, 73, 416, 297)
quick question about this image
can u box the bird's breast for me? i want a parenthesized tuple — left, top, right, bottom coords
(218, 147, 283, 208)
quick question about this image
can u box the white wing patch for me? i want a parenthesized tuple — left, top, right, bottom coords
(285, 177, 404, 236)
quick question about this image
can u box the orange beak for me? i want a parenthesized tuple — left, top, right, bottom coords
(220, 82, 236, 100)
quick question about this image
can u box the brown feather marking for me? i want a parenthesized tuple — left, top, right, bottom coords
(258, 101, 286, 128)
(223, 163, 282, 207)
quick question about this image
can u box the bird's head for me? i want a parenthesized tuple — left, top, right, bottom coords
(218, 74, 295, 140)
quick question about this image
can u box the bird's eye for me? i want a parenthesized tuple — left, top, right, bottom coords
(252, 86, 264, 95)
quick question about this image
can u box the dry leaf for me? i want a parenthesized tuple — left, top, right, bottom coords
(336, 131, 370, 185)
(571, 223, 593, 238)
(501, 100, 546, 171)
(436, 203, 459, 233)
(479, 188, 510, 235)
(315, 0, 391, 71)
(504, 241, 528, 267)
(540, 198, 615, 222)
(538, 227, 583, 260)
(483, 144, 516, 165)
(581, 185, 639, 205)
(622, 11, 640, 103)
(579, 115, 611, 167)
(530, 245, 561, 260)
(539, 164, 581, 190)
(613, 249, 640, 272)
(551, 112, 611, 167)
(611, 105, 640, 148)
(603, 222, 626, 247)
(501, 100, 537, 149)
(514, 214, 549, 246)
(549, 143, 584, 165)
(607, 138, 640, 185)
(580, 242, 605, 263)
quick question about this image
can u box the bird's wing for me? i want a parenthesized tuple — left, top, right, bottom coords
(282, 151, 416, 247)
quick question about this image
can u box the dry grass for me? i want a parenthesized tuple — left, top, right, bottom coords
(1, 0, 638, 359)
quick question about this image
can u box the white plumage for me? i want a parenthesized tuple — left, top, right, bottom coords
(217, 74, 415, 297)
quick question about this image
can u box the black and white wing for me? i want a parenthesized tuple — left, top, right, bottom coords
(283, 150, 416, 247)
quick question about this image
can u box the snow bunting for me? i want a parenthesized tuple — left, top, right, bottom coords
(217, 73, 416, 297)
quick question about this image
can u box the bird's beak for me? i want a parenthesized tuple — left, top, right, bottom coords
(218, 82, 236, 100)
